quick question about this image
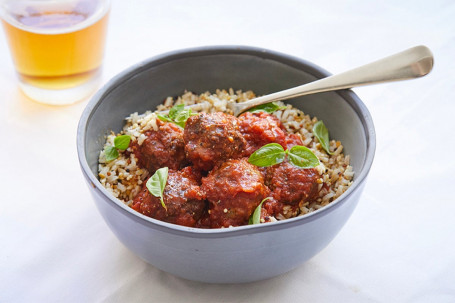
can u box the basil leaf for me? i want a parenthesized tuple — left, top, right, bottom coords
(157, 104, 193, 128)
(248, 143, 286, 167)
(249, 197, 271, 225)
(146, 167, 169, 210)
(114, 135, 131, 151)
(157, 114, 173, 123)
(104, 145, 119, 162)
(247, 102, 286, 114)
(287, 146, 320, 168)
(313, 120, 333, 154)
(173, 108, 192, 128)
(173, 111, 190, 123)
(173, 121, 186, 128)
(168, 104, 185, 120)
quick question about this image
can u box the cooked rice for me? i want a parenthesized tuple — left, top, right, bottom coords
(98, 89, 354, 220)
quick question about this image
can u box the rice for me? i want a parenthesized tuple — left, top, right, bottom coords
(98, 89, 354, 219)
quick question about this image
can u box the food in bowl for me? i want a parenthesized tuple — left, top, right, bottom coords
(98, 88, 354, 228)
(78, 46, 376, 283)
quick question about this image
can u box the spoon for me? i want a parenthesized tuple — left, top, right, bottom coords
(229, 45, 433, 116)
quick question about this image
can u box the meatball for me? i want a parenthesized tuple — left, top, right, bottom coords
(201, 158, 270, 228)
(184, 112, 246, 171)
(264, 161, 319, 206)
(131, 167, 206, 227)
(260, 198, 282, 223)
(132, 120, 186, 174)
(285, 133, 304, 149)
(239, 112, 302, 155)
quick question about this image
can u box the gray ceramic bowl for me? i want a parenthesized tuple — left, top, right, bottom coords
(77, 46, 375, 283)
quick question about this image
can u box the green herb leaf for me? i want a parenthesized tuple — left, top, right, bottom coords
(157, 104, 194, 128)
(248, 143, 286, 167)
(146, 167, 169, 210)
(172, 108, 191, 128)
(247, 102, 286, 114)
(287, 146, 320, 168)
(114, 135, 131, 151)
(157, 114, 172, 123)
(168, 104, 185, 119)
(249, 197, 271, 225)
(173, 121, 186, 128)
(104, 146, 119, 162)
(313, 120, 332, 154)
(174, 109, 192, 123)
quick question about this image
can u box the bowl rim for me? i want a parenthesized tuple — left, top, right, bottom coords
(77, 45, 376, 238)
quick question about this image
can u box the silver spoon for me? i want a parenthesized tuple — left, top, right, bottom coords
(229, 45, 433, 116)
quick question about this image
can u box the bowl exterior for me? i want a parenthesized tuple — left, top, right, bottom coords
(78, 46, 375, 283)
(83, 171, 367, 283)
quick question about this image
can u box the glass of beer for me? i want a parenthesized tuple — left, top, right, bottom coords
(0, 0, 110, 105)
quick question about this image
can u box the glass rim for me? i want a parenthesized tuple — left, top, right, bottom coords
(0, 0, 111, 35)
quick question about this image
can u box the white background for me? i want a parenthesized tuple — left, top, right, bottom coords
(1, 1, 454, 302)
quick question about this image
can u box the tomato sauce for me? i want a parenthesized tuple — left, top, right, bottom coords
(131, 111, 320, 228)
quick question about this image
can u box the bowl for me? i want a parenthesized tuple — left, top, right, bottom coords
(77, 46, 375, 283)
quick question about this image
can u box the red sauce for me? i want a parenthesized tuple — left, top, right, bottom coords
(131, 167, 205, 227)
(265, 161, 319, 205)
(130, 112, 320, 228)
(201, 158, 270, 228)
(184, 112, 245, 171)
(131, 120, 186, 174)
(238, 112, 288, 155)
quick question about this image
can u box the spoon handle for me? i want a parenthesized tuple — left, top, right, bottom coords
(234, 45, 433, 115)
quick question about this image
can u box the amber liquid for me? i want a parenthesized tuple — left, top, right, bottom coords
(2, 2, 109, 90)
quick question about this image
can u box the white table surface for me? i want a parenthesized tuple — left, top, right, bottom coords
(1, 1, 454, 302)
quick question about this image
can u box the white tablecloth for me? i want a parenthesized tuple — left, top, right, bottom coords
(1, 1, 454, 302)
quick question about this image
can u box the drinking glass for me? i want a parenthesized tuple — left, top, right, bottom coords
(0, 0, 110, 105)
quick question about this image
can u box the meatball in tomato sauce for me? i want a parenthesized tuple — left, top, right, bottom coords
(201, 158, 270, 228)
(131, 120, 186, 174)
(131, 167, 206, 227)
(184, 112, 246, 171)
(264, 161, 319, 206)
(238, 112, 303, 155)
